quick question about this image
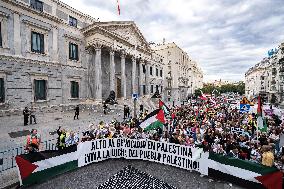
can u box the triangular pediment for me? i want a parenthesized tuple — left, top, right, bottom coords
(95, 21, 150, 51)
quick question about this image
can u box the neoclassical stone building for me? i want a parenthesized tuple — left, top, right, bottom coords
(245, 42, 284, 104)
(0, 0, 165, 110)
(152, 42, 203, 102)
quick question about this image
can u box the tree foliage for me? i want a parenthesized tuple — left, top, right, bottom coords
(194, 81, 245, 97)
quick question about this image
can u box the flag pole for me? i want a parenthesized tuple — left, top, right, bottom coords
(256, 94, 259, 142)
(117, 0, 121, 15)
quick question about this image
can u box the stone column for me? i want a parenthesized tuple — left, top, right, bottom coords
(145, 62, 150, 95)
(132, 56, 137, 94)
(86, 48, 94, 99)
(94, 43, 102, 101)
(13, 12, 21, 55)
(52, 26, 58, 62)
(121, 51, 127, 99)
(139, 61, 144, 95)
(109, 50, 115, 92)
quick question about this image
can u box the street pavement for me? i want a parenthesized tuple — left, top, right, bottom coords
(25, 159, 244, 189)
(0, 108, 124, 151)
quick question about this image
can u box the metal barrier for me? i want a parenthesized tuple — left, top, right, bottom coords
(0, 138, 57, 172)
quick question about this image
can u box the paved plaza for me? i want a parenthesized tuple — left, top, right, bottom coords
(0, 107, 124, 151)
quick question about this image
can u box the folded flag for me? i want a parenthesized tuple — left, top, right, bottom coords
(208, 152, 282, 189)
(159, 99, 170, 115)
(138, 109, 165, 131)
(15, 145, 78, 186)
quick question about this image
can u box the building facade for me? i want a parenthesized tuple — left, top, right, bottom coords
(245, 42, 284, 104)
(152, 42, 203, 102)
(0, 0, 165, 110)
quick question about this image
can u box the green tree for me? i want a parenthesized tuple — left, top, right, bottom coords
(198, 81, 245, 95)
(194, 89, 202, 97)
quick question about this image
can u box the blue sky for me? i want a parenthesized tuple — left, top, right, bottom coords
(61, 0, 284, 82)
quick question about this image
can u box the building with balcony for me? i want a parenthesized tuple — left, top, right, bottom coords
(152, 41, 203, 102)
(245, 42, 284, 104)
(0, 0, 165, 110)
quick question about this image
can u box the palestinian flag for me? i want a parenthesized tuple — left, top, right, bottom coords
(159, 99, 170, 115)
(138, 109, 165, 131)
(207, 152, 282, 189)
(15, 145, 78, 186)
(199, 94, 207, 101)
(257, 95, 267, 132)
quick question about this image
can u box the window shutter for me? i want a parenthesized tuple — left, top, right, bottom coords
(34, 80, 38, 100)
(71, 82, 74, 98)
(39, 80, 44, 100)
(69, 43, 71, 59)
(76, 82, 79, 98)
(0, 78, 4, 103)
(31, 32, 34, 52)
(40, 33, 44, 53)
(75, 45, 79, 60)
(44, 80, 47, 100)
(0, 22, 2, 47)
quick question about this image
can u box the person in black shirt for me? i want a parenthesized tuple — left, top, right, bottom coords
(74, 105, 79, 120)
(23, 107, 30, 126)
(103, 103, 108, 115)
(123, 105, 128, 119)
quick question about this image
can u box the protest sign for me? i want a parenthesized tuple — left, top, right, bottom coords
(78, 138, 205, 173)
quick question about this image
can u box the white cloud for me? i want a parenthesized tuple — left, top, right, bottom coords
(60, 0, 284, 82)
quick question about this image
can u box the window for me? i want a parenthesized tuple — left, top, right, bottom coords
(142, 85, 146, 95)
(151, 85, 153, 93)
(156, 68, 159, 76)
(0, 22, 2, 47)
(160, 70, 163, 77)
(260, 76, 264, 80)
(150, 67, 153, 75)
(69, 43, 79, 60)
(142, 65, 146, 73)
(69, 16, 77, 27)
(160, 86, 163, 93)
(31, 31, 44, 54)
(30, 0, 43, 12)
(71, 81, 79, 98)
(156, 85, 159, 92)
(34, 80, 46, 101)
(0, 78, 4, 103)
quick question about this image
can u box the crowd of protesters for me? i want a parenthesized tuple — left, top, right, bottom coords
(77, 96, 284, 170)
(26, 95, 284, 170)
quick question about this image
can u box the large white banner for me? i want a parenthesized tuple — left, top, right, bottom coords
(77, 138, 207, 175)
